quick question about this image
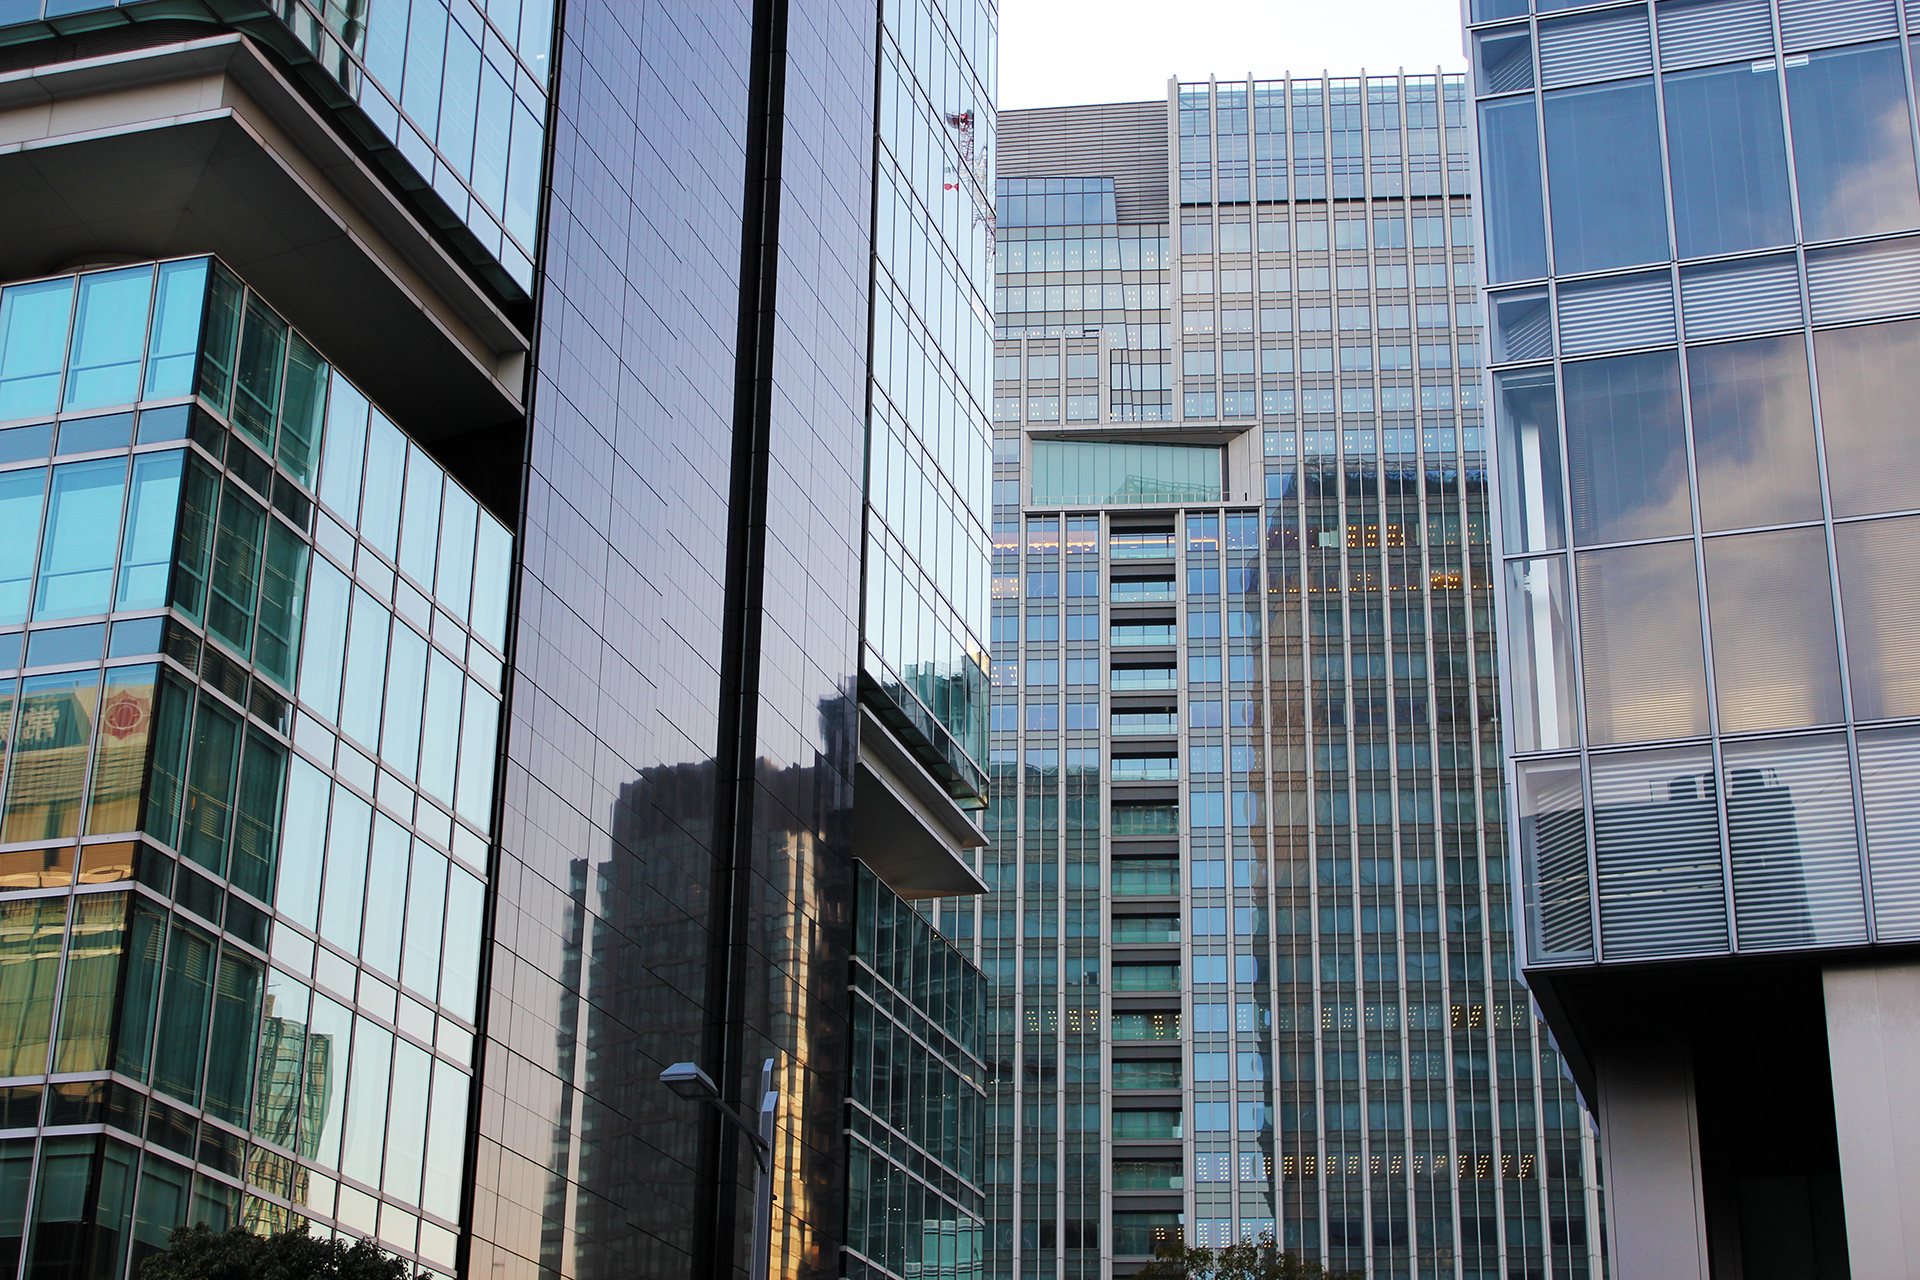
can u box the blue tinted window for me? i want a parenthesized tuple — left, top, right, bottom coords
(1479, 97, 1547, 282)
(1545, 80, 1668, 274)
(34, 457, 127, 621)
(1664, 63, 1792, 258)
(1788, 42, 1920, 242)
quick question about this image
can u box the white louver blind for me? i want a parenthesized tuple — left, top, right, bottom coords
(1860, 724, 1920, 941)
(1540, 7, 1654, 86)
(1681, 254, 1803, 340)
(1591, 747, 1729, 960)
(1778, 0, 1897, 50)
(1518, 760, 1593, 963)
(1724, 734, 1868, 952)
(1658, 0, 1776, 68)
(1558, 271, 1675, 355)
(1807, 236, 1920, 327)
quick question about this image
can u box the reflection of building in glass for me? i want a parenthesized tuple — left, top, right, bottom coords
(1470, 0, 1920, 1269)
(0, 0, 993, 1277)
(970, 80, 1601, 1279)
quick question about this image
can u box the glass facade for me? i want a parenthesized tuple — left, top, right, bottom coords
(1472, 0, 1920, 971)
(845, 863, 987, 1280)
(862, 0, 995, 806)
(0, 258, 511, 1280)
(0, 0, 553, 298)
(971, 74, 1602, 1280)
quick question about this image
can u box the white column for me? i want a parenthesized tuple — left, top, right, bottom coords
(1824, 962, 1920, 1278)
(1595, 1042, 1711, 1280)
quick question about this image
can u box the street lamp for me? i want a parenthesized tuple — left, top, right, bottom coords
(658, 1058, 777, 1280)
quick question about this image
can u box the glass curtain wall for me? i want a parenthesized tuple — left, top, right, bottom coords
(0, 258, 511, 1280)
(863, 0, 995, 807)
(1475, 0, 1920, 970)
(0, 0, 555, 297)
(969, 73, 1599, 1280)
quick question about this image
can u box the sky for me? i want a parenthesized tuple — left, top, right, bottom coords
(998, 0, 1469, 111)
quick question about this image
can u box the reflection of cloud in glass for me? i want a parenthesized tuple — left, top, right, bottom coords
(1825, 97, 1920, 238)
(1704, 527, 1843, 733)
(1835, 514, 1920, 720)
(1815, 318, 1920, 518)
(1576, 540, 1708, 744)
(1687, 335, 1820, 532)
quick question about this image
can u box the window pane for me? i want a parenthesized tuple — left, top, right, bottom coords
(229, 731, 285, 901)
(339, 589, 391, 748)
(454, 679, 498, 830)
(1562, 351, 1689, 545)
(317, 375, 368, 521)
(398, 447, 443, 589)
(440, 865, 484, 1020)
(1544, 80, 1669, 274)
(340, 1019, 392, 1187)
(274, 757, 329, 931)
(0, 468, 47, 627)
(141, 672, 192, 848)
(1686, 335, 1819, 530)
(167, 457, 219, 622)
(34, 457, 128, 621)
(362, 817, 408, 979)
(470, 515, 512, 651)
(401, 844, 447, 1002)
(1591, 745, 1727, 958)
(0, 897, 66, 1075)
(1859, 724, 1920, 940)
(0, 278, 73, 421)
(1516, 756, 1593, 965)
(359, 410, 406, 556)
(302, 994, 351, 1168)
(1704, 527, 1842, 733)
(202, 949, 262, 1125)
(1722, 734, 1865, 951)
(1786, 42, 1920, 242)
(1505, 557, 1578, 752)
(231, 295, 287, 451)
(86, 665, 160, 836)
(1835, 514, 1920, 720)
(144, 259, 208, 401)
(1663, 62, 1792, 258)
(180, 695, 241, 875)
(319, 785, 372, 956)
(1480, 97, 1547, 282)
(54, 892, 126, 1072)
(2, 671, 102, 842)
(63, 267, 153, 414)
(435, 485, 478, 622)
(1493, 366, 1565, 553)
(116, 451, 184, 612)
(276, 333, 327, 488)
(1576, 540, 1708, 744)
(252, 969, 309, 1146)
(383, 1037, 431, 1202)
(152, 919, 215, 1103)
(381, 625, 428, 782)
(205, 482, 266, 657)
(297, 558, 351, 724)
(417, 650, 462, 805)
(421, 1060, 469, 1220)
(254, 521, 308, 690)
(1813, 319, 1920, 518)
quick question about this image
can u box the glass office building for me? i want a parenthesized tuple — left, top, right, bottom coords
(1469, 0, 1920, 1270)
(970, 78, 1602, 1280)
(0, 1, 995, 1279)
(0, 256, 510, 1276)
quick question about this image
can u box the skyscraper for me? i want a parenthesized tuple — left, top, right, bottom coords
(970, 78, 1599, 1280)
(0, 3, 995, 1280)
(1468, 0, 1920, 1272)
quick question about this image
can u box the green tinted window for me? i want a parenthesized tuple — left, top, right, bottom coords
(230, 294, 288, 449)
(205, 481, 266, 657)
(1031, 440, 1222, 505)
(54, 892, 127, 1073)
(195, 263, 244, 414)
(254, 520, 308, 689)
(0, 896, 66, 1075)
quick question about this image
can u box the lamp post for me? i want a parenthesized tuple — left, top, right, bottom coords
(659, 1058, 777, 1280)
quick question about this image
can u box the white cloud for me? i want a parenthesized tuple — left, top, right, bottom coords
(998, 0, 1469, 111)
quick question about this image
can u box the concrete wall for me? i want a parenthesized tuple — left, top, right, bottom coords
(1596, 1042, 1712, 1280)
(1825, 962, 1920, 1278)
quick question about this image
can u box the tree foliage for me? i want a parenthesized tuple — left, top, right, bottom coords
(140, 1226, 418, 1280)
(1130, 1236, 1364, 1280)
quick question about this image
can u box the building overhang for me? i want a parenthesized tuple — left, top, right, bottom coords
(854, 705, 988, 901)
(0, 33, 526, 446)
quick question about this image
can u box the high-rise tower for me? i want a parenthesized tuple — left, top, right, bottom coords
(1469, 0, 1920, 1272)
(971, 78, 1600, 1279)
(0, 3, 996, 1280)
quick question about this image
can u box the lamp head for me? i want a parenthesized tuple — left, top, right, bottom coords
(659, 1061, 719, 1101)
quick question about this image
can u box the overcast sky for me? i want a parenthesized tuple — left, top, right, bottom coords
(998, 0, 1469, 111)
